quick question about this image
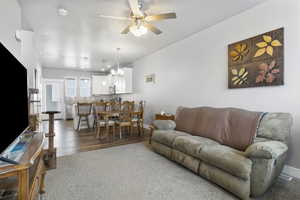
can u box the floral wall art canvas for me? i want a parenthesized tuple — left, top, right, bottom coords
(228, 28, 284, 89)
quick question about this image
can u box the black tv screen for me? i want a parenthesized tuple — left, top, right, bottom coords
(0, 42, 29, 154)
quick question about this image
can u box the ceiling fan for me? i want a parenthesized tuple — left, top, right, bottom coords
(98, 0, 177, 36)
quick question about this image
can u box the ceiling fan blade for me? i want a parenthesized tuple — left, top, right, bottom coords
(145, 13, 177, 22)
(121, 25, 131, 34)
(144, 23, 162, 35)
(97, 15, 131, 21)
(128, 0, 143, 17)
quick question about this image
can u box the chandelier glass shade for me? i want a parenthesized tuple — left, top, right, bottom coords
(110, 48, 124, 76)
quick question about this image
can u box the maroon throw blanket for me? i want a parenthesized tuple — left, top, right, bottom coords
(175, 107, 263, 151)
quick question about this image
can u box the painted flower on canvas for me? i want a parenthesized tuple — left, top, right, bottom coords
(254, 35, 282, 57)
(256, 60, 280, 83)
(230, 43, 249, 62)
(231, 67, 248, 85)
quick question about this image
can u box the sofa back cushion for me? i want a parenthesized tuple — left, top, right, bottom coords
(175, 107, 263, 151)
(257, 113, 293, 144)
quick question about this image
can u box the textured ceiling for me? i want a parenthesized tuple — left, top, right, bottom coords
(19, 0, 268, 71)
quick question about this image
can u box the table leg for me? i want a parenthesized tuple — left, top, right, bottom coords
(18, 168, 29, 200)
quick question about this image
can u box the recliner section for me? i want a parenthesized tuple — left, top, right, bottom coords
(151, 130, 253, 200)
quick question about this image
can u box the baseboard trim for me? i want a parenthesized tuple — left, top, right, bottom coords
(282, 165, 300, 179)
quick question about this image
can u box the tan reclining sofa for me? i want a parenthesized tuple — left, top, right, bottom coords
(150, 107, 292, 199)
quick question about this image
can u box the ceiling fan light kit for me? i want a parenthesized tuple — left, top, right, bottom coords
(130, 23, 148, 37)
(98, 0, 177, 37)
(57, 7, 68, 16)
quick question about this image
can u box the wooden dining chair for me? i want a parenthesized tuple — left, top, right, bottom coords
(104, 101, 120, 140)
(122, 101, 135, 112)
(93, 102, 107, 139)
(116, 101, 134, 138)
(77, 102, 92, 131)
(131, 101, 145, 136)
(107, 101, 121, 114)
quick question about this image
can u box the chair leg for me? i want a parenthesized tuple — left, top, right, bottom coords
(105, 126, 109, 141)
(112, 125, 115, 141)
(86, 116, 90, 130)
(93, 119, 96, 129)
(96, 125, 100, 139)
(77, 116, 81, 131)
(137, 122, 141, 136)
(108, 126, 111, 142)
(111, 126, 114, 141)
(119, 126, 122, 139)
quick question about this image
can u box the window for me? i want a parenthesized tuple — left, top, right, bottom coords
(79, 78, 91, 97)
(65, 77, 77, 97)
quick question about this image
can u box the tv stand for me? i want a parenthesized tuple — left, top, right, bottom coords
(0, 157, 19, 165)
(0, 132, 46, 200)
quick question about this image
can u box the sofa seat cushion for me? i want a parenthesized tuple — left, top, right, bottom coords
(199, 145, 252, 180)
(153, 120, 176, 130)
(173, 136, 219, 158)
(152, 130, 190, 148)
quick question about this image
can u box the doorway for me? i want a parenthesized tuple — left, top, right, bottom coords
(42, 79, 65, 120)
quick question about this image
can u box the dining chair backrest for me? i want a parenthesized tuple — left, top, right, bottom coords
(139, 101, 145, 113)
(136, 101, 145, 120)
(119, 110, 132, 122)
(94, 102, 106, 113)
(77, 102, 92, 115)
(106, 101, 121, 112)
(122, 101, 135, 112)
(94, 102, 107, 120)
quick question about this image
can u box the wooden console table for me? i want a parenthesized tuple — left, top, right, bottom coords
(0, 132, 46, 200)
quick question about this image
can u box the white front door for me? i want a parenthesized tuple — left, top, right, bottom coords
(42, 79, 65, 120)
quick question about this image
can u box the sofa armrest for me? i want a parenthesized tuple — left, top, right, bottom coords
(245, 141, 288, 159)
(149, 120, 176, 144)
(153, 120, 176, 130)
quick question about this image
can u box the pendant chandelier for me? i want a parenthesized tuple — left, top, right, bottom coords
(110, 48, 124, 76)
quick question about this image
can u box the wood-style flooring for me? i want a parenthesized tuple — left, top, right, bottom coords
(42, 120, 149, 157)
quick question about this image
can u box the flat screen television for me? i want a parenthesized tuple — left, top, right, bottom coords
(0, 42, 29, 164)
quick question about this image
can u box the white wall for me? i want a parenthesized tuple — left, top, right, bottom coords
(133, 0, 300, 168)
(0, 0, 21, 60)
(42, 67, 105, 80)
(20, 30, 41, 89)
(42, 67, 107, 99)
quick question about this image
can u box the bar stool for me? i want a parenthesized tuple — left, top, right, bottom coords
(76, 102, 92, 131)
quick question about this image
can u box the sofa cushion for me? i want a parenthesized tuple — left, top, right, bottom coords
(173, 136, 219, 158)
(153, 120, 176, 130)
(198, 145, 252, 180)
(199, 163, 250, 200)
(172, 149, 201, 173)
(152, 141, 173, 159)
(257, 113, 293, 143)
(253, 137, 270, 143)
(175, 107, 262, 151)
(152, 130, 190, 148)
(245, 141, 288, 159)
